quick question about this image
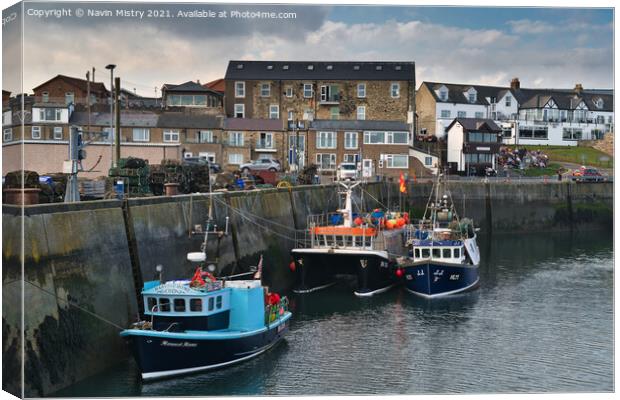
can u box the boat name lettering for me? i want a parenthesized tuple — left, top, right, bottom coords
(417, 270, 424, 277)
(433, 270, 444, 276)
(449, 274, 460, 280)
(153, 284, 193, 294)
(405, 274, 413, 280)
(160, 340, 197, 348)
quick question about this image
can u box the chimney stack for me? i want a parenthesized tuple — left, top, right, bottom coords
(510, 77, 520, 90)
(574, 83, 583, 94)
(197, 79, 201, 85)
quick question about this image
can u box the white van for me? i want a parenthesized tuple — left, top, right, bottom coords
(337, 163, 359, 181)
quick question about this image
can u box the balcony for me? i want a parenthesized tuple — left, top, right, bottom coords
(255, 140, 276, 152)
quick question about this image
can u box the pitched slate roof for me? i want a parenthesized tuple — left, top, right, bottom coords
(32, 74, 108, 93)
(225, 61, 415, 81)
(447, 118, 501, 132)
(162, 81, 222, 96)
(70, 111, 159, 127)
(157, 112, 223, 129)
(224, 118, 284, 131)
(422, 81, 614, 111)
(309, 119, 410, 131)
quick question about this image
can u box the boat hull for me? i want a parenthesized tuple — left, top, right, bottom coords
(121, 318, 290, 380)
(292, 250, 396, 296)
(402, 262, 479, 298)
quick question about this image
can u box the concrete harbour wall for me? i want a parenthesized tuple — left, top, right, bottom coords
(2, 181, 612, 397)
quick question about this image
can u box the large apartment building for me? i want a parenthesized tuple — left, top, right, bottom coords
(417, 78, 614, 147)
(223, 60, 416, 177)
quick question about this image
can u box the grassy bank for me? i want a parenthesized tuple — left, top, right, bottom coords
(507, 145, 613, 168)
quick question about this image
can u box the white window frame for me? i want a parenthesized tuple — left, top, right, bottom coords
(440, 110, 451, 118)
(316, 131, 336, 149)
(65, 92, 75, 105)
(235, 81, 245, 98)
(344, 131, 358, 149)
(199, 152, 216, 163)
(457, 111, 467, 118)
(475, 112, 484, 119)
(184, 152, 193, 158)
(258, 132, 274, 149)
(228, 153, 243, 165)
(288, 110, 294, 121)
(424, 156, 433, 166)
(229, 131, 244, 147)
(132, 128, 150, 142)
(316, 153, 337, 170)
(260, 83, 271, 97)
(53, 126, 63, 140)
(303, 83, 313, 98)
(357, 83, 366, 98)
(505, 95, 512, 107)
(439, 90, 447, 101)
(269, 104, 279, 119)
(357, 106, 366, 120)
(343, 154, 360, 164)
(234, 103, 245, 118)
(285, 86, 293, 98)
(198, 130, 213, 143)
(383, 154, 408, 168)
(31, 126, 41, 139)
(390, 83, 400, 98)
(163, 129, 180, 142)
(4, 128, 13, 141)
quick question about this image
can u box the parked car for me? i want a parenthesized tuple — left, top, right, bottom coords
(240, 159, 281, 173)
(337, 163, 359, 181)
(572, 166, 605, 182)
(183, 157, 221, 173)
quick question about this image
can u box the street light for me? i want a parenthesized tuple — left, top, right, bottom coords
(105, 64, 116, 167)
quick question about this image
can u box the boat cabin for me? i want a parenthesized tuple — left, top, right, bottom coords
(411, 240, 465, 263)
(311, 226, 377, 250)
(142, 281, 232, 332)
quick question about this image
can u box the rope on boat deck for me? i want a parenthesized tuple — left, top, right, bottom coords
(23, 279, 126, 331)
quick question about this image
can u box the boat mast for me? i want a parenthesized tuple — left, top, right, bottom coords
(338, 181, 360, 228)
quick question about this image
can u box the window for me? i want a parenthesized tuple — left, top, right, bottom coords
(457, 111, 467, 118)
(357, 106, 366, 120)
(208, 297, 215, 311)
(562, 128, 583, 140)
(303, 83, 313, 98)
(159, 298, 171, 312)
(235, 81, 245, 98)
(441, 110, 451, 118)
(132, 128, 150, 142)
(258, 132, 273, 149)
(285, 86, 293, 98)
(260, 83, 271, 97)
(357, 83, 366, 98)
(468, 93, 476, 103)
(163, 130, 179, 142)
(269, 105, 279, 119)
(53, 127, 63, 140)
(330, 107, 339, 120)
(184, 152, 194, 158)
(4, 128, 12, 141)
(174, 299, 185, 312)
(307, 64, 314, 70)
(198, 130, 213, 143)
(390, 83, 400, 98)
(502, 128, 512, 138)
(344, 132, 358, 149)
(31, 126, 41, 139)
(505, 96, 512, 107)
(421, 248, 430, 258)
(414, 248, 420, 258)
(288, 110, 294, 121)
(364, 131, 384, 144)
(42, 92, 49, 102)
(189, 299, 202, 312)
(475, 112, 484, 119)
(439, 90, 447, 101)
(320, 85, 340, 102)
(228, 153, 243, 165)
(343, 154, 359, 163)
(442, 248, 451, 258)
(147, 297, 157, 312)
(454, 248, 460, 258)
(234, 103, 245, 118)
(216, 296, 223, 309)
(316, 153, 336, 170)
(432, 248, 441, 258)
(388, 131, 408, 144)
(39, 108, 63, 121)
(595, 98, 604, 109)
(168, 95, 209, 107)
(316, 131, 336, 149)
(384, 154, 408, 168)
(425, 156, 433, 166)
(518, 126, 547, 139)
(65, 92, 74, 105)
(229, 131, 244, 146)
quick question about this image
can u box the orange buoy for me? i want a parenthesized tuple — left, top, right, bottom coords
(386, 219, 397, 229)
(396, 218, 406, 227)
(289, 261, 296, 272)
(354, 217, 364, 226)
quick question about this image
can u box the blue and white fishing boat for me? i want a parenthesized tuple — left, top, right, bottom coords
(120, 218, 291, 381)
(397, 174, 480, 297)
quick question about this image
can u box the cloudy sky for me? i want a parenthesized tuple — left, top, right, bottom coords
(2, 2, 614, 96)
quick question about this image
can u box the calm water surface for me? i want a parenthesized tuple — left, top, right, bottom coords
(56, 230, 613, 396)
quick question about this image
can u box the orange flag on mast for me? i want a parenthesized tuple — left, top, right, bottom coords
(399, 173, 407, 193)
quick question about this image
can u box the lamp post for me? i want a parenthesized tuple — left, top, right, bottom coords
(105, 64, 116, 167)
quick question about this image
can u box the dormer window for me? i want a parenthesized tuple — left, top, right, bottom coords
(395, 65, 402, 70)
(283, 65, 289, 70)
(376, 65, 383, 71)
(353, 65, 360, 70)
(326, 65, 333, 70)
(267, 65, 273, 70)
(465, 88, 477, 103)
(307, 64, 314, 70)
(595, 98, 604, 109)
(439, 90, 447, 101)
(236, 63, 244, 69)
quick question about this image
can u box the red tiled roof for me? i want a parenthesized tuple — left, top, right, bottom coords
(204, 78, 225, 93)
(32, 74, 108, 93)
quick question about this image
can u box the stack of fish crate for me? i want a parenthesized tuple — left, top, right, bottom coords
(108, 157, 152, 197)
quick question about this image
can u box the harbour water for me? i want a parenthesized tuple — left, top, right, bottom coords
(55, 230, 613, 396)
